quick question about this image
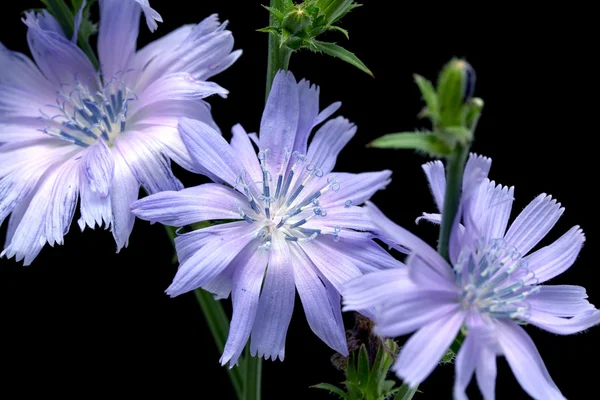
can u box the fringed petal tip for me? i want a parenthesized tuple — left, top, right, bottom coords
(134, 0, 163, 32)
(467, 152, 492, 164)
(272, 69, 297, 85)
(21, 11, 40, 29)
(421, 159, 444, 171)
(219, 356, 241, 370)
(250, 347, 285, 363)
(488, 179, 515, 195)
(415, 213, 441, 225)
(1, 246, 37, 267)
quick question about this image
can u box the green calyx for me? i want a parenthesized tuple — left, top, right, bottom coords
(259, 0, 372, 76)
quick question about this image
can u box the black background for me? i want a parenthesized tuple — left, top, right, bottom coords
(1, 1, 598, 399)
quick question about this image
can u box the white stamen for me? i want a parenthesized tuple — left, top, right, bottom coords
(456, 238, 539, 321)
(235, 148, 346, 250)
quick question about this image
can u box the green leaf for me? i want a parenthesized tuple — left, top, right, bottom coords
(366, 343, 387, 397)
(74, 0, 98, 41)
(345, 351, 358, 383)
(316, 0, 360, 24)
(311, 383, 348, 399)
(328, 25, 350, 39)
(344, 381, 363, 399)
(262, 5, 285, 22)
(413, 74, 438, 119)
(381, 380, 396, 392)
(310, 39, 373, 76)
(257, 26, 281, 35)
(280, 28, 293, 46)
(393, 384, 418, 400)
(368, 132, 453, 157)
(357, 345, 370, 389)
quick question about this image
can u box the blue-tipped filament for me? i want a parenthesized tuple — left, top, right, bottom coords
(40, 74, 137, 147)
(456, 238, 540, 321)
(234, 148, 346, 249)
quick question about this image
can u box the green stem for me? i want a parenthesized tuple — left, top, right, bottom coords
(235, 2, 297, 398)
(449, 332, 465, 355)
(194, 289, 244, 400)
(265, 0, 292, 100)
(242, 345, 262, 400)
(435, 144, 470, 361)
(436, 144, 470, 262)
(161, 224, 244, 400)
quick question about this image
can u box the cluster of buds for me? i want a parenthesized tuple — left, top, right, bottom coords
(260, 0, 372, 76)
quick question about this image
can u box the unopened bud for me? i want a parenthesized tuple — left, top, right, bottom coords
(282, 7, 312, 34)
(437, 58, 476, 127)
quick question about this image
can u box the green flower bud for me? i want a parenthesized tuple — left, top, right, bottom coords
(282, 6, 312, 34)
(437, 58, 476, 127)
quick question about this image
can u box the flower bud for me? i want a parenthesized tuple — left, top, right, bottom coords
(282, 7, 312, 35)
(437, 58, 476, 127)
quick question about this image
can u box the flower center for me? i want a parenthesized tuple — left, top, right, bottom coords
(455, 238, 540, 320)
(41, 76, 137, 147)
(235, 149, 349, 249)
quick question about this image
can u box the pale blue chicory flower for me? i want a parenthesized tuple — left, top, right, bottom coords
(0, 1, 241, 265)
(342, 154, 600, 400)
(131, 70, 401, 365)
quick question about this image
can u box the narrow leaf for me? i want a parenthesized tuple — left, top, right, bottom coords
(381, 380, 396, 392)
(345, 351, 358, 383)
(413, 74, 438, 117)
(328, 25, 350, 39)
(357, 345, 370, 389)
(280, 29, 293, 47)
(311, 383, 348, 399)
(345, 381, 363, 399)
(367, 339, 397, 398)
(368, 132, 452, 157)
(394, 384, 418, 400)
(257, 26, 281, 35)
(311, 39, 373, 77)
(262, 5, 285, 21)
(367, 344, 387, 397)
